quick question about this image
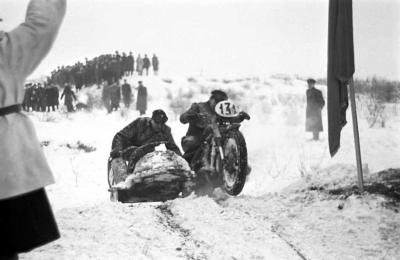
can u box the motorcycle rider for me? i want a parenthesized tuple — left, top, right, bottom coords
(180, 90, 250, 172)
(110, 109, 182, 176)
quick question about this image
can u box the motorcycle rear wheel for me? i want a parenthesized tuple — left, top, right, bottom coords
(216, 130, 248, 195)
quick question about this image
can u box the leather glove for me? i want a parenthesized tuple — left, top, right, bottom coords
(239, 111, 250, 120)
(110, 148, 121, 158)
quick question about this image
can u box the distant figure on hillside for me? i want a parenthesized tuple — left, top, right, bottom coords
(143, 54, 151, 76)
(306, 78, 325, 141)
(29, 85, 39, 111)
(136, 81, 147, 115)
(22, 83, 33, 111)
(136, 55, 144, 76)
(60, 84, 77, 112)
(37, 83, 47, 112)
(121, 79, 133, 108)
(102, 80, 112, 113)
(152, 54, 159, 76)
(110, 81, 121, 111)
(46, 84, 60, 112)
(128, 52, 135, 75)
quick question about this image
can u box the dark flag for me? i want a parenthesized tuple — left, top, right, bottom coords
(327, 0, 355, 156)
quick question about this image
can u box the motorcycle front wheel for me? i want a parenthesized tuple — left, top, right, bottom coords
(216, 129, 248, 195)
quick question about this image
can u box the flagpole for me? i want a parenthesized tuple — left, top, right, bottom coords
(348, 78, 364, 193)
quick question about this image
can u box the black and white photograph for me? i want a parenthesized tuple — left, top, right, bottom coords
(1, 0, 399, 259)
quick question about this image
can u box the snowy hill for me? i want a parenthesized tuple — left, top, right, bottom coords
(21, 75, 400, 259)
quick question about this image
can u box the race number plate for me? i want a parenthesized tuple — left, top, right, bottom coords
(215, 100, 240, 118)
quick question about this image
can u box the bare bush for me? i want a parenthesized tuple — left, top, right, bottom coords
(354, 77, 400, 101)
(357, 77, 400, 128)
(162, 78, 173, 84)
(187, 77, 197, 83)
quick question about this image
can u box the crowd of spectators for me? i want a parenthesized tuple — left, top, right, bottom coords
(22, 51, 159, 113)
(48, 51, 159, 90)
(22, 83, 60, 112)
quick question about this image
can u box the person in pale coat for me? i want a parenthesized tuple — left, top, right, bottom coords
(136, 54, 144, 76)
(0, 0, 66, 259)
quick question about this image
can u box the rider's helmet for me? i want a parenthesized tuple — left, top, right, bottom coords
(210, 90, 228, 103)
(152, 109, 168, 124)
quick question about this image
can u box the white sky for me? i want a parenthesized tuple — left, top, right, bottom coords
(1, 0, 399, 80)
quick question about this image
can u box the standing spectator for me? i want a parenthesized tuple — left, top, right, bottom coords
(128, 52, 134, 75)
(110, 81, 121, 112)
(102, 80, 112, 113)
(143, 54, 151, 76)
(114, 51, 122, 79)
(37, 83, 47, 112)
(306, 78, 325, 141)
(46, 84, 59, 112)
(121, 79, 132, 108)
(110, 59, 119, 83)
(136, 54, 144, 76)
(74, 66, 84, 90)
(0, 0, 65, 259)
(22, 83, 33, 111)
(152, 54, 159, 75)
(60, 84, 77, 112)
(136, 81, 148, 115)
(30, 84, 40, 111)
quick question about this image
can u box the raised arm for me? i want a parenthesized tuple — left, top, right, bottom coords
(179, 103, 199, 124)
(3, 0, 67, 79)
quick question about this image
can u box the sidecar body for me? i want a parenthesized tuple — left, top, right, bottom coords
(108, 150, 196, 203)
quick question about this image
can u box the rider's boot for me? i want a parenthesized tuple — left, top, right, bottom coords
(198, 145, 212, 175)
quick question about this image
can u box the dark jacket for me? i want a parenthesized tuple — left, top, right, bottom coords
(111, 117, 181, 156)
(121, 83, 132, 100)
(306, 87, 325, 132)
(180, 101, 215, 137)
(143, 57, 151, 69)
(46, 86, 59, 106)
(110, 84, 121, 105)
(152, 56, 159, 70)
(136, 85, 147, 112)
(60, 86, 77, 105)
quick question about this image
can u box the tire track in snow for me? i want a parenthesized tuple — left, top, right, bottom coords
(271, 224, 308, 260)
(156, 203, 208, 260)
(217, 197, 309, 260)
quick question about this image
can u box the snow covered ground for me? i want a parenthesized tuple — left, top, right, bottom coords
(21, 75, 400, 259)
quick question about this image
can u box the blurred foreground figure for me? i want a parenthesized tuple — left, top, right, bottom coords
(0, 0, 66, 259)
(306, 78, 325, 140)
